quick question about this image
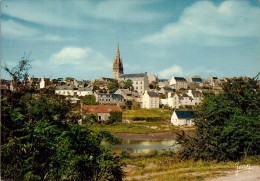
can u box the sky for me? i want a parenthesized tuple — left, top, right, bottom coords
(1, 0, 260, 80)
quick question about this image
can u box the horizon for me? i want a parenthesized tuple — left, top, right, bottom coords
(1, 0, 260, 80)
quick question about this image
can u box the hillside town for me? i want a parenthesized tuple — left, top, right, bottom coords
(1, 44, 232, 126)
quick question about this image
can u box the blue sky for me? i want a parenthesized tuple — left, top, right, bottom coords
(1, 0, 260, 80)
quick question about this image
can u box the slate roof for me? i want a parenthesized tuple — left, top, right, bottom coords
(82, 105, 122, 113)
(163, 87, 173, 91)
(147, 91, 158, 97)
(174, 77, 187, 82)
(175, 110, 196, 119)
(191, 77, 203, 83)
(98, 93, 124, 99)
(120, 73, 146, 78)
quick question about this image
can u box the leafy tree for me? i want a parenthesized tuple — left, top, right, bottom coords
(107, 81, 119, 93)
(3, 53, 31, 91)
(65, 77, 74, 82)
(118, 80, 133, 90)
(123, 79, 133, 89)
(1, 58, 124, 180)
(106, 112, 122, 124)
(177, 75, 260, 161)
(80, 95, 98, 105)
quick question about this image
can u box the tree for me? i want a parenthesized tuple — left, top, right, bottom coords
(1, 58, 124, 180)
(107, 81, 119, 93)
(177, 75, 260, 161)
(123, 79, 133, 89)
(3, 53, 31, 91)
(80, 95, 98, 105)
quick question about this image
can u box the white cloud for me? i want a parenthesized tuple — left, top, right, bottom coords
(141, 1, 260, 47)
(30, 46, 112, 79)
(159, 65, 183, 78)
(49, 46, 109, 67)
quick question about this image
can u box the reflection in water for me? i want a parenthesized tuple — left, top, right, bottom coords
(113, 140, 179, 154)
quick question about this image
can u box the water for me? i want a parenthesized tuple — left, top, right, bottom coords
(113, 140, 178, 154)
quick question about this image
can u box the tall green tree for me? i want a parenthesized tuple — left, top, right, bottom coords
(177, 75, 260, 161)
(107, 81, 119, 93)
(1, 58, 124, 180)
(80, 95, 98, 105)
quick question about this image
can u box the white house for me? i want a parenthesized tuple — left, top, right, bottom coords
(186, 90, 203, 106)
(77, 87, 93, 96)
(55, 86, 75, 96)
(119, 73, 148, 93)
(40, 78, 51, 89)
(169, 77, 188, 90)
(142, 90, 159, 109)
(167, 92, 180, 108)
(171, 110, 196, 126)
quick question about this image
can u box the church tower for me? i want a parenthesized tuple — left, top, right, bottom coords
(113, 43, 124, 80)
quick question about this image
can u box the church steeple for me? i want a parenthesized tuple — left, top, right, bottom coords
(113, 43, 124, 80)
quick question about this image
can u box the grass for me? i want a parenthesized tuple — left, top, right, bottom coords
(88, 122, 184, 134)
(123, 155, 260, 181)
(123, 108, 173, 120)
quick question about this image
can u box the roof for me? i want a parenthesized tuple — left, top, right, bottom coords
(78, 87, 92, 91)
(147, 91, 158, 97)
(191, 77, 203, 83)
(163, 87, 173, 91)
(174, 77, 187, 82)
(175, 110, 196, 119)
(82, 105, 122, 113)
(98, 93, 124, 99)
(120, 73, 146, 78)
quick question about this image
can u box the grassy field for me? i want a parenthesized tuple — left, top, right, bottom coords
(123, 108, 173, 121)
(123, 155, 260, 181)
(88, 122, 184, 134)
(86, 108, 186, 134)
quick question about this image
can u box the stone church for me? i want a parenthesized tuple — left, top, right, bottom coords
(112, 43, 124, 80)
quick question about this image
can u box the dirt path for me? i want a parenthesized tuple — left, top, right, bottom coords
(208, 166, 260, 181)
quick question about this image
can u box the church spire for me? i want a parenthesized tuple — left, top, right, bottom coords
(113, 43, 124, 80)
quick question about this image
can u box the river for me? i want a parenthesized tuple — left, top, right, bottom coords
(113, 139, 179, 154)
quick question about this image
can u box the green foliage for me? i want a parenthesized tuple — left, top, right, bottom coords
(82, 113, 98, 124)
(1, 91, 124, 180)
(107, 81, 119, 93)
(3, 53, 31, 91)
(1, 60, 124, 180)
(106, 112, 122, 124)
(80, 95, 98, 105)
(177, 75, 260, 161)
(124, 79, 133, 89)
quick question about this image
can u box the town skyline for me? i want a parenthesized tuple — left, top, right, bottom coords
(1, 0, 260, 80)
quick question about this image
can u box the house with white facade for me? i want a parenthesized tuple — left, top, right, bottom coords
(77, 87, 93, 96)
(119, 73, 148, 93)
(40, 78, 51, 89)
(169, 77, 188, 90)
(171, 110, 196, 126)
(167, 92, 180, 108)
(142, 90, 159, 109)
(186, 90, 203, 106)
(55, 86, 75, 96)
